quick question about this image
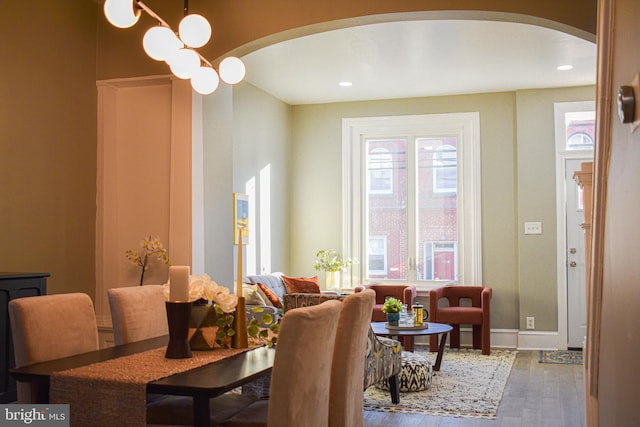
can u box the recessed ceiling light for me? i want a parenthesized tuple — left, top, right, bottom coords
(339, 81, 353, 87)
(557, 65, 574, 71)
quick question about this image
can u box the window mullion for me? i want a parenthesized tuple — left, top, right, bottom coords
(407, 137, 418, 282)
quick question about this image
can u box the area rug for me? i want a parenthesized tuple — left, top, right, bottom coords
(539, 349, 583, 365)
(364, 347, 516, 419)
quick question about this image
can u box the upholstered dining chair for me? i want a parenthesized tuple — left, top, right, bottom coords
(107, 284, 168, 345)
(221, 299, 343, 427)
(329, 289, 375, 427)
(107, 285, 258, 426)
(429, 285, 492, 355)
(284, 293, 402, 404)
(8, 293, 99, 403)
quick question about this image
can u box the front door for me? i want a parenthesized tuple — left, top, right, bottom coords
(566, 158, 588, 349)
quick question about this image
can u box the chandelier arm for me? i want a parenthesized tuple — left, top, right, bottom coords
(135, 1, 170, 29)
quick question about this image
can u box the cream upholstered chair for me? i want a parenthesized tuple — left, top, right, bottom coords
(329, 289, 375, 427)
(221, 299, 343, 427)
(8, 293, 99, 403)
(107, 284, 168, 345)
(107, 285, 258, 426)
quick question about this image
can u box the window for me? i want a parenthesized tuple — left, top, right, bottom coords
(432, 144, 457, 194)
(342, 113, 481, 286)
(423, 241, 458, 280)
(368, 147, 393, 194)
(368, 235, 388, 275)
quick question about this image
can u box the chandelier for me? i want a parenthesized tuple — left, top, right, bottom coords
(103, 0, 246, 95)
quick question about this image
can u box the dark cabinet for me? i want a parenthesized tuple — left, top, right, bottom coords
(0, 273, 48, 403)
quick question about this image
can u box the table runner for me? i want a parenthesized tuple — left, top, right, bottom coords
(50, 346, 249, 427)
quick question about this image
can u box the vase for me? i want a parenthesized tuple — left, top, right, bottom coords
(188, 300, 231, 350)
(325, 271, 340, 291)
(386, 312, 400, 327)
(165, 301, 192, 359)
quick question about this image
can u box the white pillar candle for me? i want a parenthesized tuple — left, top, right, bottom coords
(170, 265, 190, 301)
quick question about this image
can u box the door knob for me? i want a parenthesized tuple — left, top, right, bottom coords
(569, 261, 577, 267)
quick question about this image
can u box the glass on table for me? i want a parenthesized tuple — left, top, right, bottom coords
(400, 310, 415, 326)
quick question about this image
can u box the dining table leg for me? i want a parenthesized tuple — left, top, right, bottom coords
(193, 396, 210, 427)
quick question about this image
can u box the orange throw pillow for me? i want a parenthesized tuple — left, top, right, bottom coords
(257, 282, 283, 308)
(282, 275, 321, 294)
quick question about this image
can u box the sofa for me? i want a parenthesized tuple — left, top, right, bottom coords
(242, 272, 339, 326)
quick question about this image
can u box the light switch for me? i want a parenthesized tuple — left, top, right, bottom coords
(524, 222, 542, 235)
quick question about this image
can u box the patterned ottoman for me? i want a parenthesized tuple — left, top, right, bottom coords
(377, 351, 433, 392)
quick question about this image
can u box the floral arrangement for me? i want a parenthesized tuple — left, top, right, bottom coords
(162, 273, 238, 312)
(381, 297, 403, 314)
(125, 236, 171, 286)
(313, 249, 359, 272)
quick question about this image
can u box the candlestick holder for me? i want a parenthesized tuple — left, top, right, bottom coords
(232, 296, 248, 348)
(165, 301, 193, 359)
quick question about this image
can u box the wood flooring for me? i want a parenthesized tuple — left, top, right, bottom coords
(363, 350, 585, 427)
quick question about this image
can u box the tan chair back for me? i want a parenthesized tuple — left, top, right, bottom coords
(329, 289, 375, 427)
(267, 300, 342, 427)
(9, 293, 99, 403)
(108, 285, 168, 346)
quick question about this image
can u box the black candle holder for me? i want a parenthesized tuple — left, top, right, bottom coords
(165, 301, 193, 359)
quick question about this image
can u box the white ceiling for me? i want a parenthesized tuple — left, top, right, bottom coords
(241, 20, 597, 105)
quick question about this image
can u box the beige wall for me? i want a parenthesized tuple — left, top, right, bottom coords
(232, 83, 293, 277)
(516, 86, 596, 331)
(289, 88, 592, 330)
(0, 1, 98, 296)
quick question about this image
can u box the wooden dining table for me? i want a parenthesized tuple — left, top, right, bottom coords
(9, 335, 275, 427)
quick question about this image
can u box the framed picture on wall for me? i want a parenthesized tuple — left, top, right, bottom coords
(233, 193, 249, 244)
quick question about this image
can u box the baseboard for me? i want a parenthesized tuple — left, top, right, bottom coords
(517, 331, 559, 350)
(414, 328, 558, 350)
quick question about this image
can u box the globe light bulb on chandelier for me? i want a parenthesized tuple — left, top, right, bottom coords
(166, 48, 201, 80)
(143, 26, 183, 61)
(103, 0, 141, 29)
(191, 67, 220, 95)
(179, 14, 212, 48)
(103, 0, 245, 95)
(219, 57, 246, 85)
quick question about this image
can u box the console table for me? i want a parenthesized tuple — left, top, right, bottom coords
(0, 272, 48, 403)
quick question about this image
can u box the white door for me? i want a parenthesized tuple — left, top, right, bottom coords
(565, 158, 588, 349)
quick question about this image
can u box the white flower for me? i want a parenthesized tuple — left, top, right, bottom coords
(163, 273, 238, 313)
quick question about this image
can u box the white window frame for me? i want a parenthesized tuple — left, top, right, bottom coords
(342, 113, 482, 288)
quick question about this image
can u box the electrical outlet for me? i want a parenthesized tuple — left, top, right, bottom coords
(526, 316, 535, 329)
(524, 222, 542, 235)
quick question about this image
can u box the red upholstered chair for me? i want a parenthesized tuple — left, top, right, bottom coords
(354, 284, 417, 322)
(355, 284, 417, 350)
(429, 285, 492, 355)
